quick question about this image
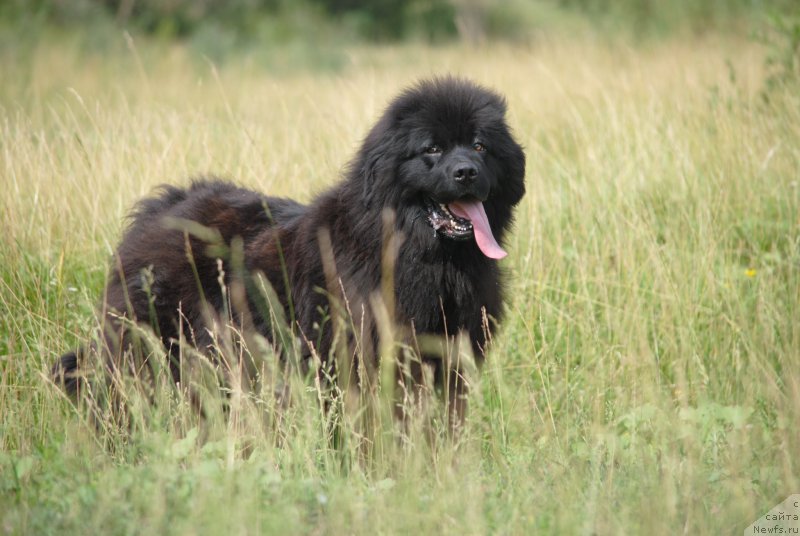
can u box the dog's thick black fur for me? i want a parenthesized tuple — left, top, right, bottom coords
(56, 77, 525, 422)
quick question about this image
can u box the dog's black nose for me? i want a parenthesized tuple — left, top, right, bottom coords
(453, 163, 478, 183)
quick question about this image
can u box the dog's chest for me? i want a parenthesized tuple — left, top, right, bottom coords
(394, 256, 490, 331)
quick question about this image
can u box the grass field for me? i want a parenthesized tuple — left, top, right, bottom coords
(1, 31, 799, 534)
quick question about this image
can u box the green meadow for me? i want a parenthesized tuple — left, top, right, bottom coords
(1, 22, 799, 535)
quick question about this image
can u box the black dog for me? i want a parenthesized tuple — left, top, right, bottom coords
(56, 77, 525, 424)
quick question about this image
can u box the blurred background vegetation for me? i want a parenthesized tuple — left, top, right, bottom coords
(2, 0, 799, 52)
(0, 0, 798, 82)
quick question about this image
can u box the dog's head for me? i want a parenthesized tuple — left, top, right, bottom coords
(355, 77, 526, 259)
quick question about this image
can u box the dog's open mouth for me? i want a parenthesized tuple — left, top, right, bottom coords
(424, 198, 508, 259)
(426, 198, 474, 241)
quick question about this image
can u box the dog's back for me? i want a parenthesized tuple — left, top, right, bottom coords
(55, 179, 305, 394)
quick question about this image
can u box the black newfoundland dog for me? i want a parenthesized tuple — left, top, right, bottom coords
(57, 77, 525, 425)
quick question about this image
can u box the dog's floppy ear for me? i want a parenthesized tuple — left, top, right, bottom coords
(500, 135, 526, 206)
(357, 114, 399, 207)
(361, 151, 381, 206)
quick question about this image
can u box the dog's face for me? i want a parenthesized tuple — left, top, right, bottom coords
(358, 78, 526, 259)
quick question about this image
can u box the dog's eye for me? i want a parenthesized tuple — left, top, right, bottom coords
(473, 142, 486, 153)
(425, 145, 442, 155)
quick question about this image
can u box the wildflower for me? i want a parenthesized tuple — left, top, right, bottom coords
(745, 268, 757, 278)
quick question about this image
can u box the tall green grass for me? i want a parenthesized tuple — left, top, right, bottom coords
(1, 34, 798, 534)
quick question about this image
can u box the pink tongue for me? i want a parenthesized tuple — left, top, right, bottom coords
(448, 200, 507, 259)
